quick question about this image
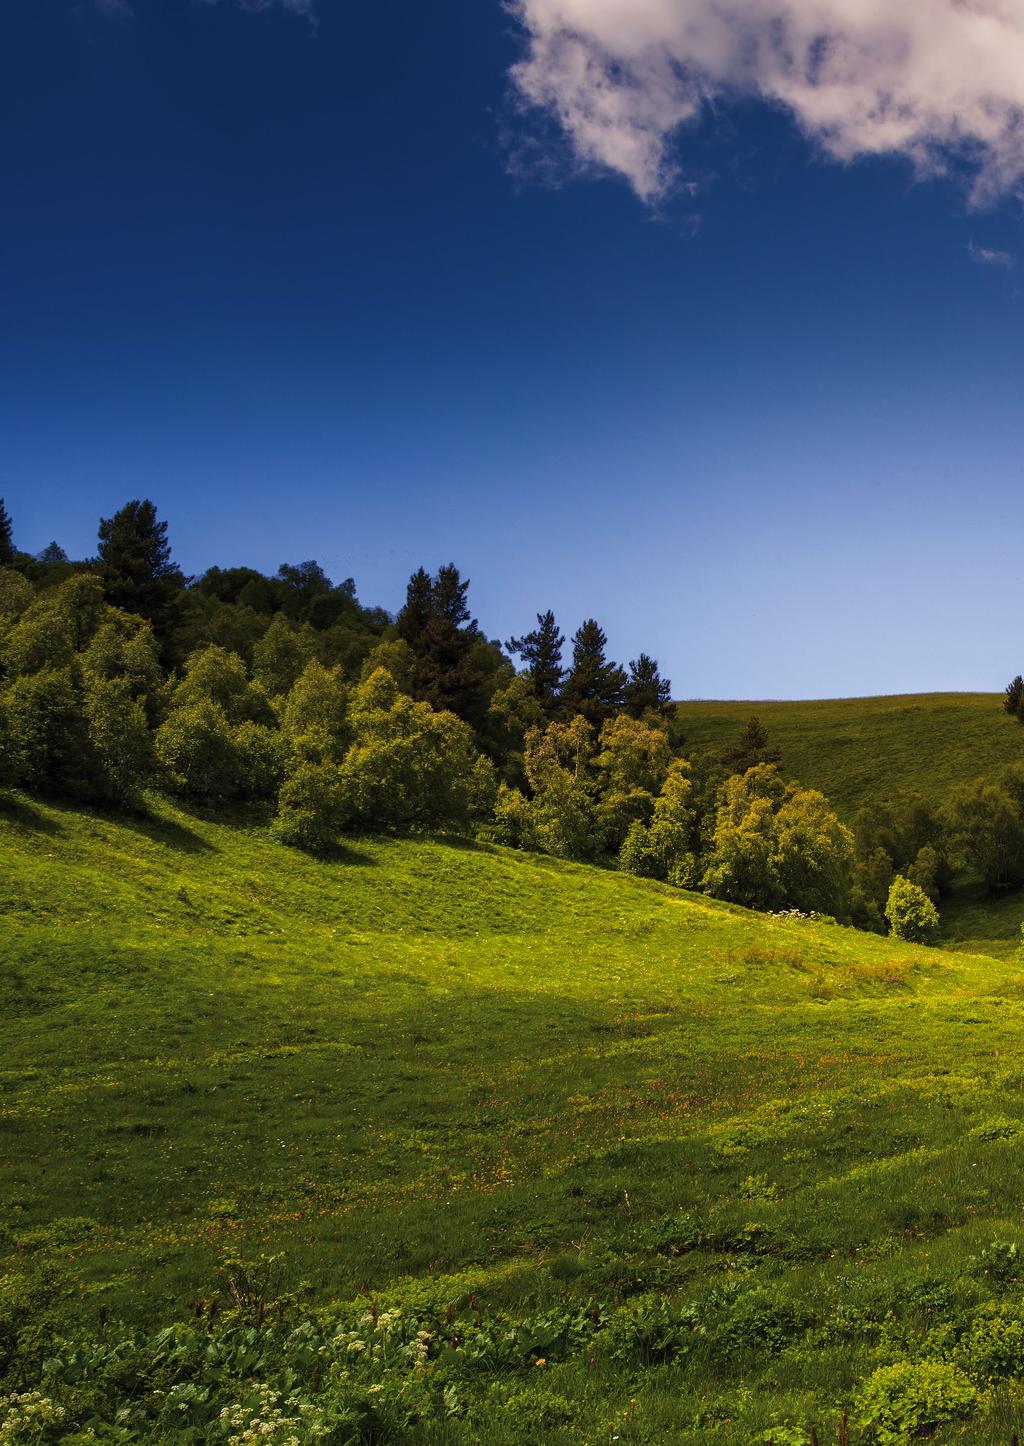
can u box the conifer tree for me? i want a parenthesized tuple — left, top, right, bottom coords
(722, 715, 780, 774)
(623, 653, 671, 717)
(0, 498, 15, 567)
(506, 610, 565, 711)
(561, 619, 627, 726)
(395, 564, 493, 728)
(97, 499, 185, 649)
(1004, 675, 1024, 719)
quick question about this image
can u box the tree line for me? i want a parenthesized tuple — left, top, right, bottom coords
(1, 496, 1020, 940)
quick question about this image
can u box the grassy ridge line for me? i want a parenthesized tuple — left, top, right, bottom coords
(675, 692, 1022, 816)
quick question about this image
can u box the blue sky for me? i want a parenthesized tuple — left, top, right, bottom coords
(3, 0, 1024, 698)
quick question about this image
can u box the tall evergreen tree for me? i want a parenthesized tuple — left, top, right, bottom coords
(97, 499, 185, 649)
(722, 715, 780, 775)
(561, 619, 627, 726)
(396, 568, 434, 650)
(506, 610, 565, 711)
(0, 498, 15, 568)
(1004, 675, 1024, 719)
(395, 564, 493, 727)
(623, 653, 671, 718)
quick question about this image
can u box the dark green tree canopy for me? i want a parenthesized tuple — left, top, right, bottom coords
(722, 715, 780, 775)
(561, 619, 627, 726)
(97, 499, 185, 647)
(623, 652, 671, 717)
(507, 610, 565, 710)
(0, 498, 15, 568)
(1004, 675, 1024, 719)
(396, 564, 495, 728)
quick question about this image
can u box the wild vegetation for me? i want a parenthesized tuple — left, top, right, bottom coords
(5, 495, 1024, 1440)
(6, 796, 1024, 1443)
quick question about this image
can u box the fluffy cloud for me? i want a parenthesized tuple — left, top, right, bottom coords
(510, 0, 1024, 204)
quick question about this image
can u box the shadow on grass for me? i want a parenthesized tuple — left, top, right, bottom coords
(0, 793, 63, 836)
(115, 810, 216, 856)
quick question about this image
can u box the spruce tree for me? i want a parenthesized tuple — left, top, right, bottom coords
(723, 715, 780, 774)
(1004, 676, 1024, 719)
(0, 498, 15, 567)
(506, 610, 565, 711)
(561, 619, 626, 726)
(97, 499, 185, 648)
(396, 564, 492, 727)
(623, 653, 671, 717)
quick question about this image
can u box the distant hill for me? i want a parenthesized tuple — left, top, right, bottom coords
(676, 692, 1023, 817)
(4, 793, 1024, 1439)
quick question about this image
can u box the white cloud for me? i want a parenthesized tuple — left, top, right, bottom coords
(510, 0, 1024, 204)
(968, 240, 1014, 267)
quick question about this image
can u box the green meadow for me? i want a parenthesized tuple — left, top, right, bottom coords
(676, 692, 1024, 818)
(5, 777, 1024, 1441)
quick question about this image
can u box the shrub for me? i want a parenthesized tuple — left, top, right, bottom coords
(274, 759, 347, 853)
(233, 721, 288, 800)
(84, 675, 155, 806)
(853, 1360, 975, 1443)
(155, 699, 241, 798)
(491, 783, 536, 849)
(884, 876, 939, 943)
(619, 819, 660, 877)
(955, 1303, 1024, 1380)
(3, 667, 93, 797)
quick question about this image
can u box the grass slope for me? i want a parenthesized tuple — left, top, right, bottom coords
(5, 797, 1024, 1440)
(675, 692, 1024, 817)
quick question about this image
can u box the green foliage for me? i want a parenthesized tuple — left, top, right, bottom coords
(943, 776, 1024, 891)
(702, 765, 855, 917)
(83, 675, 155, 806)
(1004, 674, 1024, 717)
(490, 781, 537, 849)
(281, 658, 349, 760)
(96, 498, 185, 649)
(884, 875, 940, 942)
(3, 668, 92, 797)
(251, 615, 318, 698)
(722, 714, 780, 774)
(0, 500, 14, 569)
(506, 609, 565, 711)
(173, 644, 274, 727)
(155, 698, 242, 798)
(853, 1360, 975, 1443)
(561, 617, 626, 726)
(0, 568, 33, 623)
(334, 669, 482, 834)
(623, 651, 671, 718)
(274, 757, 346, 851)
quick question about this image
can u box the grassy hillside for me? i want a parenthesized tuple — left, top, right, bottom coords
(676, 692, 1023, 817)
(5, 797, 1024, 1441)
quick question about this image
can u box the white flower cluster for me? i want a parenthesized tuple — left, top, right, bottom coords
(0, 1392, 66, 1444)
(219, 1383, 321, 1445)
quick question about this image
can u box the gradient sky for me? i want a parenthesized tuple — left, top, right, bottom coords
(3, 0, 1024, 698)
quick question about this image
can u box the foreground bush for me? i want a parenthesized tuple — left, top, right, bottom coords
(885, 875, 939, 943)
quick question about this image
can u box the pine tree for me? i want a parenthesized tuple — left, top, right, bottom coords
(97, 499, 185, 648)
(1004, 676, 1024, 719)
(395, 564, 492, 727)
(395, 568, 434, 649)
(623, 653, 671, 717)
(506, 610, 565, 711)
(0, 498, 15, 567)
(561, 619, 627, 726)
(722, 715, 780, 774)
